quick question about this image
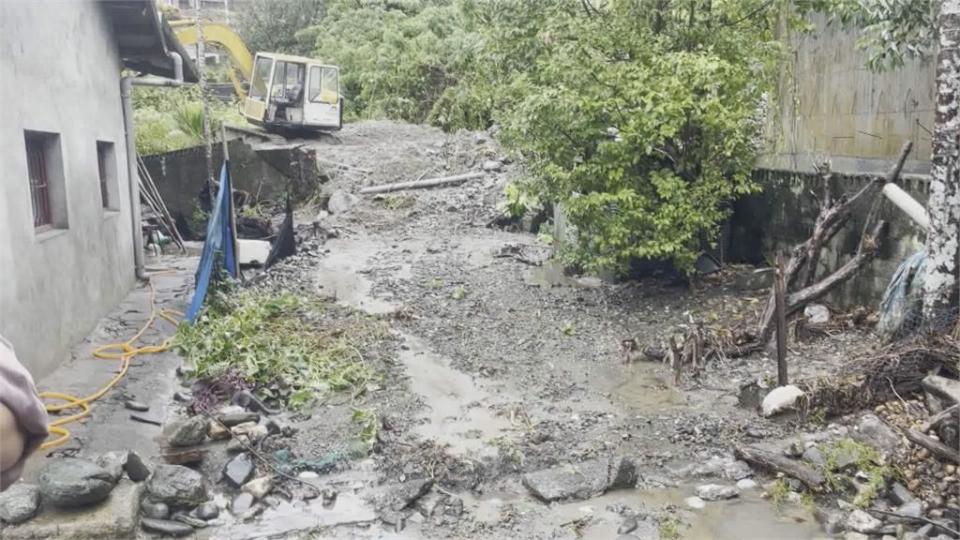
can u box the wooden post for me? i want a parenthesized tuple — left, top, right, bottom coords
(774, 252, 789, 386)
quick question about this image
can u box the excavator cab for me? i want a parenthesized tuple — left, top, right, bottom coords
(243, 52, 342, 132)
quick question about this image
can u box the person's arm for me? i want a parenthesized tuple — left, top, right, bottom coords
(0, 403, 26, 473)
(0, 337, 49, 491)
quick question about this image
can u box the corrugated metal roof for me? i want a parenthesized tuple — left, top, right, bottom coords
(100, 0, 199, 82)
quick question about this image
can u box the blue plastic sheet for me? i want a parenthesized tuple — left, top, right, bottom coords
(185, 162, 238, 323)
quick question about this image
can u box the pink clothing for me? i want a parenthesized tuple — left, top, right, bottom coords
(0, 336, 49, 490)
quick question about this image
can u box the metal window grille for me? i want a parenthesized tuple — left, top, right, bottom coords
(26, 138, 52, 228)
(97, 144, 109, 208)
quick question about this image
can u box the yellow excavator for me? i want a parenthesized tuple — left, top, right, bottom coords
(171, 20, 342, 132)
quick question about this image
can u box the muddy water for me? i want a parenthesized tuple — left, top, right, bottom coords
(463, 486, 821, 540)
(209, 492, 378, 539)
(397, 333, 510, 456)
(314, 237, 399, 314)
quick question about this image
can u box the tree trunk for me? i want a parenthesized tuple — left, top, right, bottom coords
(922, 0, 960, 324)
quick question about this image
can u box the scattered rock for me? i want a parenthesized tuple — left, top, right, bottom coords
(844, 533, 870, 540)
(735, 478, 758, 490)
(803, 446, 826, 467)
(695, 484, 739, 501)
(208, 421, 231, 440)
(97, 450, 150, 483)
(0, 483, 40, 524)
(846, 509, 883, 533)
(242, 475, 274, 500)
(226, 435, 249, 453)
(804, 304, 831, 324)
(173, 391, 192, 402)
(575, 276, 603, 288)
(38, 458, 115, 508)
(522, 457, 637, 502)
(146, 464, 208, 507)
(223, 453, 256, 488)
(685, 496, 706, 509)
(618, 516, 638, 534)
(815, 508, 845, 535)
(194, 501, 219, 520)
(327, 190, 360, 215)
(784, 441, 805, 458)
(141, 517, 194, 537)
(374, 478, 434, 511)
(231, 492, 255, 515)
(889, 482, 917, 505)
(761, 385, 805, 417)
(379, 509, 406, 532)
(172, 511, 209, 528)
(231, 422, 268, 444)
(851, 414, 901, 456)
(124, 400, 149, 412)
(481, 160, 503, 172)
(897, 501, 923, 520)
(218, 405, 246, 416)
(167, 416, 208, 447)
(141, 500, 169, 520)
(217, 411, 260, 427)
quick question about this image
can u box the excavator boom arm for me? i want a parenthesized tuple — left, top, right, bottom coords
(170, 20, 253, 98)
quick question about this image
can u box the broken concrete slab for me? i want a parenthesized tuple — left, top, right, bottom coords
(3, 479, 142, 540)
(522, 456, 637, 502)
(367, 478, 434, 512)
(238, 239, 272, 266)
(922, 375, 960, 406)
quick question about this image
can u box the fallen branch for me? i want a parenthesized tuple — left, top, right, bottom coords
(920, 404, 959, 433)
(360, 172, 485, 194)
(905, 429, 960, 464)
(866, 509, 960, 537)
(734, 444, 825, 490)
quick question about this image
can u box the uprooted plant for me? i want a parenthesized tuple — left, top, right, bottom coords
(175, 289, 387, 410)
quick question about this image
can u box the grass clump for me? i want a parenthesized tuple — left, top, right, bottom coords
(821, 438, 893, 507)
(175, 290, 380, 409)
(657, 517, 682, 540)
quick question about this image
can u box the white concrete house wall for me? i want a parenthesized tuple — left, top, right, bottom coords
(0, 0, 195, 377)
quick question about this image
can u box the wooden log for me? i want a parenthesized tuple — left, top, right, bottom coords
(734, 444, 825, 490)
(774, 252, 789, 386)
(755, 141, 912, 340)
(359, 172, 485, 194)
(905, 429, 960, 464)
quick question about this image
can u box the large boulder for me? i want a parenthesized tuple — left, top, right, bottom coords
(146, 465, 207, 507)
(522, 457, 637, 502)
(38, 458, 116, 508)
(0, 483, 41, 524)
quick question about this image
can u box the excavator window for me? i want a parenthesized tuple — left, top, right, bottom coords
(271, 61, 305, 104)
(250, 56, 272, 100)
(308, 65, 339, 104)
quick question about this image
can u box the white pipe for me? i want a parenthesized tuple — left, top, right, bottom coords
(882, 183, 930, 231)
(121, 52, 184, 279)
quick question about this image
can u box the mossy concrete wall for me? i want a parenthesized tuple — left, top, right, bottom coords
(729, 169, 929, 307)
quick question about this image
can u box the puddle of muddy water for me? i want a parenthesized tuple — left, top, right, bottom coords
(398, 333, 510, 456)
(210, 492, 376, 540)
(601, 362, 688, 409)
(314, 237, 399, 314)
(463, 486, 820, 540)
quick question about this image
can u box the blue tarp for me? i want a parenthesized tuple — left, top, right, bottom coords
(185, 162, 238, 323)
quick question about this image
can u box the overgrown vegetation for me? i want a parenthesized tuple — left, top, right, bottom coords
(821, 438, 894, 507)
(305, 0, 783, 271)
(175, 289, 384, 409)
(133, 85, 245, 155)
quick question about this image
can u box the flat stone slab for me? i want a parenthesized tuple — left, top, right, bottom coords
(3, 479, 141, 540)
(522, 457, 637, 502)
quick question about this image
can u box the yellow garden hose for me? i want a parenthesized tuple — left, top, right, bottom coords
(39, 280, 183, 450)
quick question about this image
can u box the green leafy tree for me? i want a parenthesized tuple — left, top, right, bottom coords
(236, 0, 327, 56)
